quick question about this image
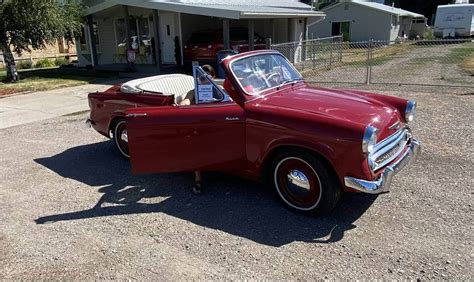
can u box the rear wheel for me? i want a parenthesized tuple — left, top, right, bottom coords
(269, 150, 341, 216)
(112, 119, 129, 159)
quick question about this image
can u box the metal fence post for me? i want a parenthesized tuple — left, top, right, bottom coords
(292, 43, 296, 64)
(366, 39, 373, 85)
(337, 36, 343, 63)
(329, 40, 333, 68)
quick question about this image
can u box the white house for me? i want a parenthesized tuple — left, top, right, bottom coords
(307, 0, 427, 42)
(77, 0, 325, 71)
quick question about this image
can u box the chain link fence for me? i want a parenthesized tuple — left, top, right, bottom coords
(271, 37, 474, 88)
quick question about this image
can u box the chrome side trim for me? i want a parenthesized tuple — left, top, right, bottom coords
(126, 113, 147, 118)
(344, 139, 421, 194)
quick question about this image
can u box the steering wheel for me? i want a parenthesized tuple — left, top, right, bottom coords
(265, 72, 282, 87)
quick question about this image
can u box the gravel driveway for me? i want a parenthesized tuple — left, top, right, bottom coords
(0, 86, 472, 279)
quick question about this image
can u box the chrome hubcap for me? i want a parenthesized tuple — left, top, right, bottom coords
(286, 169, 310, 191)
(121, 129, 128, 143)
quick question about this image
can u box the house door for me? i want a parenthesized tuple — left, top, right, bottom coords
(331, 22, 351, 41)
(160, 13, 177, 64)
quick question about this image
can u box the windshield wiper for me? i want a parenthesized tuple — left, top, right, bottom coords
(277, 78, 304, 89)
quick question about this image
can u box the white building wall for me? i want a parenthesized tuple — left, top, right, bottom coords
(308, 2, 392, 41)
(96, 17, 115, 65)
(273, 18, 289, 43)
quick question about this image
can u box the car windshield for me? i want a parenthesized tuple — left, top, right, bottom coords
(230, 53, 303, 96)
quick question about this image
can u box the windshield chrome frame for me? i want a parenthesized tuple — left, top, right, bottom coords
(228, 52, 304, 97)
(192, 65, 226, 104)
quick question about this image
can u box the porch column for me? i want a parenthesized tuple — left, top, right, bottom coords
(270, 19, 276, 43)
(303, 18, 308, 41)
(123, 5, 131, 49)
(86, 15, 98, 67)
(248, 19, 255, 51)
(153, 10, 161, 72)
(287, 18, 292, 42)
(223, 19, 230, 50)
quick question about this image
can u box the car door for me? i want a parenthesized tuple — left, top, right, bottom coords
(125, 103, 246, 174)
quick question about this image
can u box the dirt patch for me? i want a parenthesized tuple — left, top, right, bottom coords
(0, 88, 22, 97)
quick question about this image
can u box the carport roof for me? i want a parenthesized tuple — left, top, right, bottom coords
(85, 0, 325, 19)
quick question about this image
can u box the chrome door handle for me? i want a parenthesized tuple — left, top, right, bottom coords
(126, 113, 147, 117)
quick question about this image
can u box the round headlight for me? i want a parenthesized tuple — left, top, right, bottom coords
(405, 100, 416, 123)
(362, 125, 377, 154)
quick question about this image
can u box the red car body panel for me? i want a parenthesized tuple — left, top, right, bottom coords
(88, 88, 173, 137)
(126, 103, 246, 174)
(88, 50, 413, 192)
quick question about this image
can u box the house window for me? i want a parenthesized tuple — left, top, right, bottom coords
(412, 18, 425, 24)
(115, 16, 151, 56)
(79, 22, 99, 53)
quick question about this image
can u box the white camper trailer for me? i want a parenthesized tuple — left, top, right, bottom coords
(434, 4, 474, 38)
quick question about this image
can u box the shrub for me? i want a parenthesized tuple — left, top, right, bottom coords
(54, 57, 70, 66)
(16, 60, 33, 70)
(422, 29, 435, 40)
(35, 58, 55, 68)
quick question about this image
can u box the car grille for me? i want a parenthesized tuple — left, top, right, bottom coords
(370, 128, 410, 171)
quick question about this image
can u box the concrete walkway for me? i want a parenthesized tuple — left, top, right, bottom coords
(0, 81, 123, 129)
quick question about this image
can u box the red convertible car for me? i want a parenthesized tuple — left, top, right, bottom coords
(87, 50, 421, 215)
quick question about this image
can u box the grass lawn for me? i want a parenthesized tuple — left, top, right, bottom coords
(0, 67, 118, 96)
(406, 43, 474, 75)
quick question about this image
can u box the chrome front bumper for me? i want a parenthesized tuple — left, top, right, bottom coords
(344, 139, 421, 194)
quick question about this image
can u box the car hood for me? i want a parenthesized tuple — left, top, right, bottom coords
(256, 85, 402, 139)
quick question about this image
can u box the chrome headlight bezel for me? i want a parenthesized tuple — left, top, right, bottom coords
(405, 100, 416, 124)
(362, 125, 377, 154)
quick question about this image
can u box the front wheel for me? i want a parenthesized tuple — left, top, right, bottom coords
(269, 150, 341, 216)
(112, 119, 130, 159)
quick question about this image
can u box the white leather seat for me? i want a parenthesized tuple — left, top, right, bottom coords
(120, 74, 195, 104)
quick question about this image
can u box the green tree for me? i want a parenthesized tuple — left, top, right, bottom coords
(0, 0, 83, 82)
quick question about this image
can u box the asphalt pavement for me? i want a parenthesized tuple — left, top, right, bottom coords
(0, 81, 122, 129)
